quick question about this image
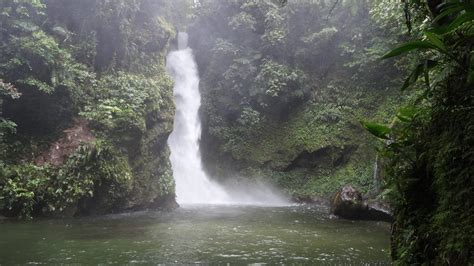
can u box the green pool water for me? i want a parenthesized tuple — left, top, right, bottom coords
(0, 205, 391, 264)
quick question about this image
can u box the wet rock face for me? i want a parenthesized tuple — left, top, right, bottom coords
(331, 185, 392, 222)
(148, 194, 179, 211)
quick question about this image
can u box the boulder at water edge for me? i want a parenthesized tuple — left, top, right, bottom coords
(330, 185, 392, 222)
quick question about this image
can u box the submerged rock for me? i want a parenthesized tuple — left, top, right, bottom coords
(330, 185, 392, 222)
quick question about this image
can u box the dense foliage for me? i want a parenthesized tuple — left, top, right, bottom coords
(1, 1, 472, 263)
(363, 0, 474, 263)
(189, 0, 407, 197)
(0, 0, 192, 218)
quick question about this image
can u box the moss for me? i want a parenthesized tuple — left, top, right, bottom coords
(387, 78, 474, 263)
(119, 68, 176, 209)
(300, 159, 374, 197)
(203, 85, 395, 198)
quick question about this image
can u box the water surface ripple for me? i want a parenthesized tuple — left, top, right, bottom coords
(0, 205, 391, 264)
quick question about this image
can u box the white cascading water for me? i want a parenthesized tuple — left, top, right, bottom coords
(167, 33, 231, 204)
(167, 33, 289, 206)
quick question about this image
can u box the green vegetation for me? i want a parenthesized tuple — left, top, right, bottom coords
(1, 142, 132, 219)
(189, 0, 406, 197)
(364, 0, 474, 263)
(1, 0, 472, 263)
(0, 0, 193, 218)
(190, 1, 473, 261)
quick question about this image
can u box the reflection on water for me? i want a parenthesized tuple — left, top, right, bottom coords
(0, 205, 391, 264)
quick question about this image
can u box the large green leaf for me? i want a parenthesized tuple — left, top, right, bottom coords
(382, 41, 437, 59)
(396, 107, 417, 123)
(361, 121, 391, 140)
(401, 60, 438, 91)
(424, 32, 446, 52)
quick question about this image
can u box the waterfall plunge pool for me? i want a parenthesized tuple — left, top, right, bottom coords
(0, 205, 391, 264)
(0, 33, 389, 264)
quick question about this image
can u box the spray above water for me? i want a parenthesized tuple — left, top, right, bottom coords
(167, 33, 288, 206)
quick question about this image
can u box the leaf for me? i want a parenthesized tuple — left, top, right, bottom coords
(434, 11, 474, 35)
(20, 78, 54, 93)
(424, 32, 446, 52)
(396, 107, 417, 123)
(382, 41, 437, 59)
(361, 121, 391, 140)
(433, 3, 466, 23)
(401, 64, 423, 91)
(401, 60, 438, 91)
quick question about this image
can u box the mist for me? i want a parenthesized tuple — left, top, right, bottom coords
(1, 0, 471, 264)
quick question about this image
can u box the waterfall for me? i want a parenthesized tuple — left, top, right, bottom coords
(167, 33, 289, 206)
(167, 33, 231, 204)
(373, 155, 380, 194)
